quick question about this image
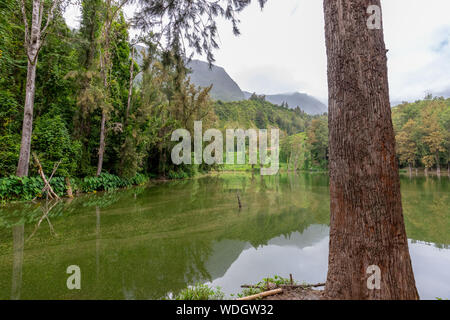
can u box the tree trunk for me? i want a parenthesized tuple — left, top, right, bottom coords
(96, 110, 106, 176)
(16, 59, 37, 177)
(323, 0, 418, 299)
(435, 151, 440, 176)
(408, 163, 412, 178)
(17, 0, 58, 176)
(124, 46, 135, 126)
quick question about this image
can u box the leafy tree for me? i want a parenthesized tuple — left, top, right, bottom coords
(420, 101, 446, 175)
(306, 117, 328, 169)
(395, 119, 419, 175)
(16, 0, 64, 177)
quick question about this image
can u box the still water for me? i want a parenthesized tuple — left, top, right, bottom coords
(0, 173, 449, 299)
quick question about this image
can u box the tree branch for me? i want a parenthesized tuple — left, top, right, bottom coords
(19, 0, 30, 51)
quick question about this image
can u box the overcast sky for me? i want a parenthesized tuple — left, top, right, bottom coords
(64, 0, 450, 103)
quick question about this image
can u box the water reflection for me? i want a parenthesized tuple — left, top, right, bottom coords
(208, 225, 450, 300)
(0, 173, 448, 300)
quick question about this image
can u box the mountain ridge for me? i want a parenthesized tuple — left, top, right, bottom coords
(188, 59, 327, 115)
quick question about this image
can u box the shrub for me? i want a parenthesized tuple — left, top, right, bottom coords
(0, 173, 148, 202)
(174, 284, 225, 300)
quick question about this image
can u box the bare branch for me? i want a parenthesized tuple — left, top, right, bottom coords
(40, 0, 59, 42)
(38, 0, 44, 31)
(19, 0, 30, 48)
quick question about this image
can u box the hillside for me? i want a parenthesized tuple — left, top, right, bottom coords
(244, 91, 327, 115)
(187, 60, 245, 102)
(213, 99, 313, 136)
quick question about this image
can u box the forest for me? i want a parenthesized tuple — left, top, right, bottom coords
(0, 0, 327, 201)
(1, 1, 449, 202)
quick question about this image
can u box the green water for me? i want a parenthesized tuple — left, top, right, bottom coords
(0, 173, 449, 299)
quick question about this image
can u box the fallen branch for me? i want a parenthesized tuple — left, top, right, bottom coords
(279, 283, 326, 289)
(237, 288, 283, 301)
(32, 153, 60, 200)
(241, 282, 325, 289)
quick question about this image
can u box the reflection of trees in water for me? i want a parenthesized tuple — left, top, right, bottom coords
(400, 176, 450, 245)
(0, 173, 447, 299)
(11, 224, 24, 300)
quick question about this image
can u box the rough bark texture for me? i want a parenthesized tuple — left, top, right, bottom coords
(323, 0, 419, 300)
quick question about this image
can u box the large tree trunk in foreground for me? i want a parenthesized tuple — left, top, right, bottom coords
(323, 0, 418, 299)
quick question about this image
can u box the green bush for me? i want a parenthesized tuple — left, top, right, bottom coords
(0, 173, 148, 202)
(32, 115, 82, 177)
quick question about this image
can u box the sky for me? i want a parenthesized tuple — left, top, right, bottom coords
(64, 0, 450, 104)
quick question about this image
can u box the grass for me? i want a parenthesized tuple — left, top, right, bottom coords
(173, 283, 225, 300)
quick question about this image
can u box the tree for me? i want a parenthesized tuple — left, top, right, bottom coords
(395, 119, 418, 176)
(306, 116, 328, 168)
(16, 0, 62, 176)
(323, 0, 418, 299)
(421, 155, 434, 177)
(96, 0, 129, 176)
(135, 0, 267, 64)
(421, 102, 445, 176)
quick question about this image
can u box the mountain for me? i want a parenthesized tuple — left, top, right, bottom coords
(244, 91, 327, 115)
(135, 47, 326, 114)
(187, 60, 245, 102)
(187, 59, 327, 114)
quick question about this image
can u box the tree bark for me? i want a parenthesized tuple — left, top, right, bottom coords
(124, 46, 135, 126)
(96, 110, 107, 176)
(323, 0, 418, 299)
(16, 59, 37, 177)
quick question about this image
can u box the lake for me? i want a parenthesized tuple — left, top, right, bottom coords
(0, 173, 449, 299)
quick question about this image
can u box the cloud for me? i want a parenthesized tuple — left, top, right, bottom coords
(64, 0, 450, 102)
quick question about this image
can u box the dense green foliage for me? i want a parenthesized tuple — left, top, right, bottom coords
(0, 173, 148, 202)
(392, 96, 450, 173)
(0, 1, 217, 183)
(214, 99, 313, 135)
